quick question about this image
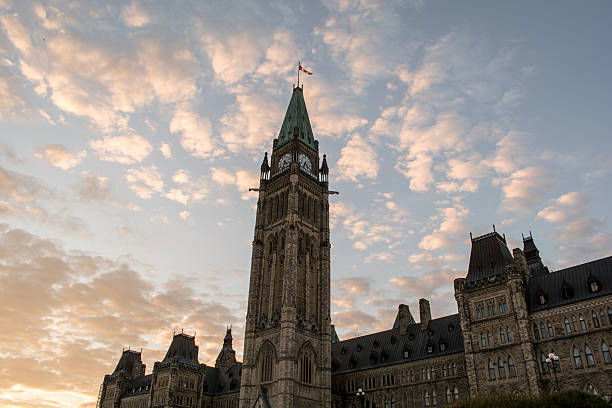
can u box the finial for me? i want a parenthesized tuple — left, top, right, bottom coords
(529, 230, 532, 238)
(181, 328, 184, 334)
(492, 224, 496, 233)
(522, 233, 525, 240)
(469, 232, 473, 241)
(503, 233, 506, 242)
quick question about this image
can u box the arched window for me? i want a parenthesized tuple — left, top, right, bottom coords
(432, 389, 436, 405)
(508, 356, 516, 377)
(547, 321, 554, 337)
(384, 397, 389, 408)
(540, 322, 547, 338)
(443, 364, 447, 377)
(424, 391, 430, 407)
(541, 353, 549, 373)
(592, 311, 600, 328)
(533, 324, 540, 340)
(488, 360, 495, 380)
(391, 395, 396, 408)
(572, 315, 578, 331)
(487, 331, 493, 346)
(573, 346, 583, 368)
(585, 345, 595, 366)
(600, 309, 608, 326)
(507, 327, 513, 342)
(421, 368, 425, 380)
(586, 383, 598, 395)
(500, 327, 506, 344)
(446, 387, 452, 403)
(453, 386, 459, 400)
(498, 358, 506, 379)
(602, 341, 611, 363)
(565, 317, 571, 334)
(480, 331, 486, 347)
(260, 345, 274, 382)
(579, 314, 587, 330)
(453, 362, 457, 375)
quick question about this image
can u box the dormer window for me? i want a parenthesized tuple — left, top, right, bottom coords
(356, 344, 363, 352)
(588, 274, 601, 293)
(561, 280, 574, 299)
(403, 345, 411, 359)
(536, 289, 548, 305)
(427, 345, 434, 354)
(440, 342, 447, 352)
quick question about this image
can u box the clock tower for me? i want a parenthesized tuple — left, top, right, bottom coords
(239, 86, 332, 408)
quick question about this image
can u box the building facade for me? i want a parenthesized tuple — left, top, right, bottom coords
(98, 87, 612, 408)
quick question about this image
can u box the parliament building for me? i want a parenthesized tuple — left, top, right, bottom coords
(97, 87, 612, 408)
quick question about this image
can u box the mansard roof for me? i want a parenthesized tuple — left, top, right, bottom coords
(466, 231, 514, 282)
(112, 349, 143, 377)
(122, 374, 152, 397)
(162, 332, 200, 366)
(331, 314, 463, 375)
(277, 86, 316, 150)
(528, 255, 612, 312)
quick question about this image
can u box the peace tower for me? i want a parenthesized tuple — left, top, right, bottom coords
(239, 85, 332, 408)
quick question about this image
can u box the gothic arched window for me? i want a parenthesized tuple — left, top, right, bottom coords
(533, 324, 540, 340)
(480, 331, 486, 347)
(498, 358, 506, 379)
(586, 383, 598, 395)
(260, 345, 274, 383)
(424, 391, 430, 407)
(541, 353, 549, 373)
(446, 387, 452, 403)
(600, 309, 608, 326)
(585, 345, 595, 366)
(602, 341, 611, 363)
(565, 317, 571, 334)
(298, 352, 313, 384)
(453, 385, 459, 400)
(507, 327, 513, 342)
(453, 362, 457, 375)
(579, 314, 587, 330)
(500, 327, 506, 344)
(573, 346, 583, 368)
(508, 356, 516, 377)
(547, 321, 554, 337)
(592, 311, 600, 328)
(487, 331, 493, 346)
(488, 360, 495, 380)
(540, 322, 547, 338)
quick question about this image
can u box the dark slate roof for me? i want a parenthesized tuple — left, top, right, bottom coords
(203, 363, 242, 396)
(113, 350, 143, 377)
(162, 333, 200, 366)
(528, 256, 612, 312)
(277, 87, 316, 150)
(331, 314, 463, 375)
(122, 374, 152, 397)
(466, 232, 514, 282)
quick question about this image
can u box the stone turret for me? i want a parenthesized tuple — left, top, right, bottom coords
(215, 327, 237, 373)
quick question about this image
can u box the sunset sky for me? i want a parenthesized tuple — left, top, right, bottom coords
(1, 0, 611, 406)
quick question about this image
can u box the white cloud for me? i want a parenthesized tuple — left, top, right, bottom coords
(202, 33, 264, 84)
(0, 13, 31, 54)
(537, 192, 586, 223)
(171, 107, 216, 159)
(159, 142, 172, 159)
(419, 202, 468, 251)
(211, 167, 258, 200)
(495, 166, 553, 212)
(121, 0, 150, 27)
(179, 210, 190, 220)
(34, 144, 87, 170)
(90, 134, 152, 164)
(336, 133, 378, 183)
(125, 165, 164, 199)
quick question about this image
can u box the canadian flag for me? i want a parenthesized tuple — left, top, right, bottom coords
(299, 64, 313, 75)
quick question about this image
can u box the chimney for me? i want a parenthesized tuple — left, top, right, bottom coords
(419, 298, 431, 330)
(398, 304, 411, 334)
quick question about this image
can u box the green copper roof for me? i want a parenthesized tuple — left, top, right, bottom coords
(277, 87, 316, 150)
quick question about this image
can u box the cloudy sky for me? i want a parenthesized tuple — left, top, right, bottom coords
(1, 0, 611, 406)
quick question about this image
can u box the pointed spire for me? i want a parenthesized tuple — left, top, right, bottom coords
(320, 154, 329, 182)
(277, 87, 316, 150)
(223, 326, 233, 348)
(260, 152, 270, 180)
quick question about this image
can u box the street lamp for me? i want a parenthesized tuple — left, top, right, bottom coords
(355, 387, 366, 408)
(545, 352, 560, 392)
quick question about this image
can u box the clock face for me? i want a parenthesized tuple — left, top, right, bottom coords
(278, 153, 292, 171)
(298, 153, 312, 172)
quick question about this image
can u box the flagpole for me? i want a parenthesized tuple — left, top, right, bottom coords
(297, 61, 300, 87)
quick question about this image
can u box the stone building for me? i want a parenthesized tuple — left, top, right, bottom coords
(97, 87, 612, 407)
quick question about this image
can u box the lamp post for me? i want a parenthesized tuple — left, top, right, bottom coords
(355, 387, 366, 408)
(545, 352, 560, 392)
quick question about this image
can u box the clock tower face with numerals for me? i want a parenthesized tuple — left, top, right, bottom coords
(240, 86, 332, 408)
